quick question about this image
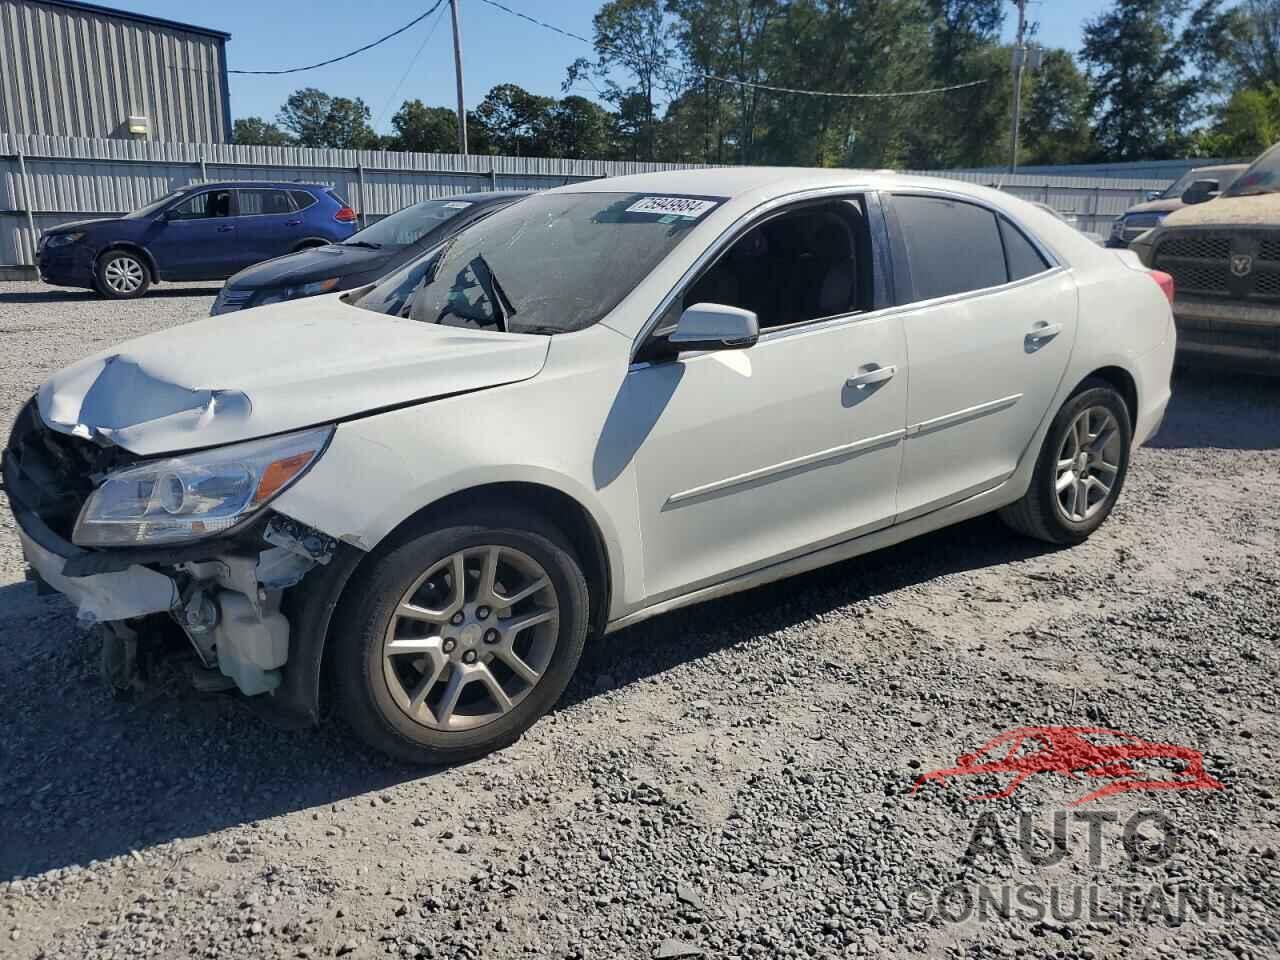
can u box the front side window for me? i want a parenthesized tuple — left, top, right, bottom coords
(353, 191, 721, 334)
(168, 190, 232, 220)
(344, 198, 482, 249)
(237, 189, 295, 216)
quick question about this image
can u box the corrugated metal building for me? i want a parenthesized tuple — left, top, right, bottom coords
(0, 0, 231, 143)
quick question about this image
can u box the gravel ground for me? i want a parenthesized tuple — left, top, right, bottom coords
(0, 280, 1277, 960)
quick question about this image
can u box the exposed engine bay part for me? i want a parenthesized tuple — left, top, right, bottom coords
(264, 514, 338, 565)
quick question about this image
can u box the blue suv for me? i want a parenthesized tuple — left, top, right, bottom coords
(36, 181, 358, 300)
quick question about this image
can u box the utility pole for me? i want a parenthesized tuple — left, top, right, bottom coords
(1009, 0, 1028, 175)
(450, 0, 468, 155)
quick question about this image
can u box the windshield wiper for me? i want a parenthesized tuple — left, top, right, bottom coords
(342, 240, 383, 249)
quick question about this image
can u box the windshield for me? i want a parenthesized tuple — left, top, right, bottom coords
(1224, 145, 1280, 197)
(124, 191, 185, 219)
(345, 197, 487, 248)
(353, 191, 722, 334)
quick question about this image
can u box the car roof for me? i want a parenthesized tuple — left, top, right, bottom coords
(185, 181, 335, 192)
(547, 166, 1009, 205)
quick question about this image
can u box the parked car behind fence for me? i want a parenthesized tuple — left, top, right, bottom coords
(36, 181, 359, 300)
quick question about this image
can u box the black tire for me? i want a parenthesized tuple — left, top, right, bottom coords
(94, 249, 151, 299)
(999, 379, 1133, 545)
(333, 505, 589, 765)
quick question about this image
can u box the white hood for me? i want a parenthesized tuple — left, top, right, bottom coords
(36, 294, 550, 457)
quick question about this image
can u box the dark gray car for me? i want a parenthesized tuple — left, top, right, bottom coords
(211, 191, 527, 315)
(1107, 164, 1247, 248)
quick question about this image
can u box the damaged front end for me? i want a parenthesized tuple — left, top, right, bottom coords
(3, 399, 355, 721)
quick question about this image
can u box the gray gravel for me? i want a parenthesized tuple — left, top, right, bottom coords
(0, 280, 1277, 960)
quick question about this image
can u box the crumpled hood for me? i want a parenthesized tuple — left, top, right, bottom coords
(1161, 193, 1280, 228)
(37, 293, 550, 457)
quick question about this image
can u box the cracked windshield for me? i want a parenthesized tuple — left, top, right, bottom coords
(353, 192, 722, 334)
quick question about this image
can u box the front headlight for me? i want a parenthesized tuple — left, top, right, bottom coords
(73, 426, 333, 547)
(255, 278, 341, 307)
(44, 232, 85, 248)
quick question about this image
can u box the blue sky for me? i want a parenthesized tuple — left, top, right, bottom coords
(123, 0, 1113, 133)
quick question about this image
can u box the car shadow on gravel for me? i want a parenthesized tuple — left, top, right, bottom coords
(561, 513, 1061, 710)
(0, 286, 221, 305)
(0, 514, 1056, 881)
(1148, 368, 1279, 450)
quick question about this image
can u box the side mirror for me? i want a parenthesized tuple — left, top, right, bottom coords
(1181, 179, 1220, 205)
(1145, 190, 1163, 202)
(669, 303, 759, 352)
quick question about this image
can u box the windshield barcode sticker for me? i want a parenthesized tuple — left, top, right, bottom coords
(625, 197, 717, 219)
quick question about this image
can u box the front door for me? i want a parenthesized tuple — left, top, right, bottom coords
(146, 188, 237, 280)
(887, 193, 1078, 519)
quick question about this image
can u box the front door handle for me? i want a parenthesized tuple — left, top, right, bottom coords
(846, 364, 897, 389)
(285, 218, 302, 226)
(216, 225, 235, 233)
(1026, 321, 1063, 344)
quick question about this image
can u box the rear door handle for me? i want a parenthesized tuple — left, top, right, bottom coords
(285, 219, 302, 226)
(216, 225, 235, 233)
(1026, 321, 1063, 344)
(846, 364, 897, 388)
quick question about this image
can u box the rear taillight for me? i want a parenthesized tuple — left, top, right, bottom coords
(1151, 269, 1175, 305)
(335, 206, 357, 223)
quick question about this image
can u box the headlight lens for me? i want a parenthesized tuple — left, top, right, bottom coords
(73, 426, 333, 547)
(44, 232, 85, 248)
(255, 278, 341, 306)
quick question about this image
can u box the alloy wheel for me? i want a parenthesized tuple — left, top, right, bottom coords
(1055, 406, 1122, 523)
(381, 545, 559, 732)
(103, 256, 145, 294)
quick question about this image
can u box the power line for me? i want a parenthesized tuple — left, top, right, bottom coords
(229, 1, 448, 75)
(373, 3, 451, 132)
(476, 0, 989, 99)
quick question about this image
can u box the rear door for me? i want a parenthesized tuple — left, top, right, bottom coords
(145, 188, 236, 279)
(886, 193, 1078, 520)
(232, 188, 304, 268)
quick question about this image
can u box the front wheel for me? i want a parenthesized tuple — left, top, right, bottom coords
(333, 507, 589, 765)
(999, 380, 1132, 544)
(95, 250, 151, 299)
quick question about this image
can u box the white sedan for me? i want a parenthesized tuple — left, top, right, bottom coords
(5, 169, 1176, 763)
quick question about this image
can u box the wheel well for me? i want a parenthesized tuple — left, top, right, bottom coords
(378, 482, 612, 640)
(98, 243, 156, 281)
(292, 238, 330, 252)
(1081, 366, 1138, 434)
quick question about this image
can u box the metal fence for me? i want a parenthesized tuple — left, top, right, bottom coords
(1, 132, 1175, 274)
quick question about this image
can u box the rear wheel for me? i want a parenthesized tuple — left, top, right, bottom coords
(333, 507, 589, 765)
(95, 250, 151, 299)
(999, 380, 1132, 544)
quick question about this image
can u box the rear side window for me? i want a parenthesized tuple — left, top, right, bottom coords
(290, 189, 317, 211)
(237, 189, 294, 216)
(892, 195, 1008, 300)
(999, 217, 1050, 281)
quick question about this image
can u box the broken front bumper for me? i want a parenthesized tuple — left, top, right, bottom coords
(3, 411, 364, 727)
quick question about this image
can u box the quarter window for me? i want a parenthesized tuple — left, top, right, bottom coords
(289, 189, 318, 211)
(999, 217, 1051, 281)
(892, 195, 1007, 300)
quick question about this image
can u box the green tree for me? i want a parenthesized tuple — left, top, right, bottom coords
(550, 96, 616, 159)
(277, 88, 378, 149)
(232, 116, 292, 146)
(1080, 0, 1226, 161)
(389, 100, 459, 152)
(1196, 85, 1280, 156)
(1021, 49, 1095, 164)
(1219, 0, 1280, 89)
(472, 83, 559, 156)
(567, 0, 678, 160)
